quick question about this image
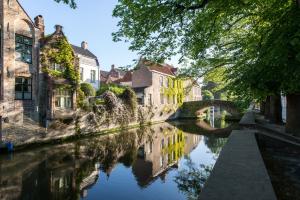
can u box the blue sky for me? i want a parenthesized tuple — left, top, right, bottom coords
(19, 0, 138, 71)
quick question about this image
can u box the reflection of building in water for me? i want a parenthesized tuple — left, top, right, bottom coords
(0, 123, 202, 199)
(132, 124, 202, 187)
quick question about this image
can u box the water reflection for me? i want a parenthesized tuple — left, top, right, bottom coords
(0, 121, 230, 200)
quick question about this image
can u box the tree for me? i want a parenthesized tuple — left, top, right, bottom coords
(113, 0, 300, 135)
(53, 0, 76, 8)
(80, 83, 96, 97)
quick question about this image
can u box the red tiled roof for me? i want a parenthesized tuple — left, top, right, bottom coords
(141, 60, 177, 76)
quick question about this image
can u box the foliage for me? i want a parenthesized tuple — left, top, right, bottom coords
(80, 83, 96, 97)
(54, 0, 76, 8)
(113, 0, 300, 104)
(202, 90, 214, 101)
(76, 88, 86, 109)
(97, 84, 126, 96)
(119, 88, 138, 116)
(174, 157, 213, 200)
(162, 77, 185, 106)
(41, 37, 80, 87)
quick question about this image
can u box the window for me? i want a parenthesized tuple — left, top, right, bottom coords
(167, 95, 170, 104)
(90, 70, 96, 83)
(15, 34, 33, 64)
(55, 89, 72, 109)
(80, 67, 84, 81)
(160, 93, 164, 104)
(166, 78, 169, 87)
(173, 95, 176, 104)
(15, 77, 32, 100)
(52, 63, 63, 72)
(159, 76, 163, 87)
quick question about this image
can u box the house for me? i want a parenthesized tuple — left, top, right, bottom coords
(100, 65, 126, 84)
(39, 24, 79, 122)
(132, 59, 177, 106)
(72, 42, 100, 90)
(183, 79, 202, 102)
(0, 0, 42, 128)
(0, 0, 85, 131)
(131, 59, 202, 106)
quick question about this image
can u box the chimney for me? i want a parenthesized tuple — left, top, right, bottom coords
(81, 41, 88, 50)
(34, 15, 45, 37)
(111, 64, 115, 70)
(54, 25, 63, 34)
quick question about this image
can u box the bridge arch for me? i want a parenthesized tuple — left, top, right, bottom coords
(179, 100, 241, 118)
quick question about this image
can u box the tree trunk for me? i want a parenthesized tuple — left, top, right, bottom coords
(264, 96, 271, 120)
(286, 94, 300, 136)
(269, 95, 282, 124)
(260, 101, 266, 115)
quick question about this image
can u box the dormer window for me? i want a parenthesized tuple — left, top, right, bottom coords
(15, 34, 33, 64)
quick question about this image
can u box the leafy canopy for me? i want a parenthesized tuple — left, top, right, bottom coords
(113, 0, 300, 100)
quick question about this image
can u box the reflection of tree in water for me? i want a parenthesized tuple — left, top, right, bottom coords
(204, 135, 227, 156)
(174, 157, 213, 200)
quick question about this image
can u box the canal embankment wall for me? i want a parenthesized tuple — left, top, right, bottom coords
(1, 104, 181, 150)
(199, 109, 278, 200)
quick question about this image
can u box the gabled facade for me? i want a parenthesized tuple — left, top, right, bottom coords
(72, 42, 100, 90)
(0, 0, 81, 130)
(0, 0, 41, 127)
(39, 25, 79, 122)
(132, 59, 202, 106)
(132, 59, 178, 106)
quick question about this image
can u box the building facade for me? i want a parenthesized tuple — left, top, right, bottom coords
(132, 59, 202, 106)
(0, 0, 86, 132)
(0, 0, 41, 129)
(72, 42, 100, 90)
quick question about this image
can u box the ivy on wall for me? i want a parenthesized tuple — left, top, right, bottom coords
(162, 77, 185, 106)
(40, 37, 80, 87)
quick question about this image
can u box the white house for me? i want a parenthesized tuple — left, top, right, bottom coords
(72, 42, 100, 90)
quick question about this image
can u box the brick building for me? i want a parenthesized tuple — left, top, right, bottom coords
(0, 0, 82, 134)
(0, 0, 41, 132)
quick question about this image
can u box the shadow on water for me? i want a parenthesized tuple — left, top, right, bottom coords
(0, 120, 237, 200)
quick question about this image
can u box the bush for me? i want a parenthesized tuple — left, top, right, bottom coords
(202, 90, 214, 100)
(119, 87, 137, 114)
(80, 83, 96, 97)
(96, 83, 126, 96)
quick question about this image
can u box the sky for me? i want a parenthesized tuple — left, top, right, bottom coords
(19, 0, 139, 71)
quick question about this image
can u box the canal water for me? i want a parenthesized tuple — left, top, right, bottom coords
(0, 120, 234, 200)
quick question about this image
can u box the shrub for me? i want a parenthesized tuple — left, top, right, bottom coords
(97, 83, 126, 96)
(80, 83, 96, 97)
(202, 90, 214, 100)
(119, 87, 138, 115)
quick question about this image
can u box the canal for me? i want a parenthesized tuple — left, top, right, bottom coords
(0, 119, 236, 200)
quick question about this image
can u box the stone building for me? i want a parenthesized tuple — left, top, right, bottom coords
(0, 0, 82, 134)
(39, 24, 79, 123)
(132, 59, 202, 106)
(132, 59, 177, 106)
(72, 42, 100, 90)
(0, 0, 41, 131)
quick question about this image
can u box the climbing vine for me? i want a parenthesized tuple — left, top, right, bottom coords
(40, 37, 80, 87)
(162, 77, 185, 106)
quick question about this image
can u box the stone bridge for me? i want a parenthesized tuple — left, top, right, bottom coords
(179, 100, 241, 118)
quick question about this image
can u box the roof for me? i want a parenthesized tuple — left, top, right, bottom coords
(117, 71, 132, 83)
(113, 68, 127, 77)
(71, 45, 98, 59)
(140, 60, 177, 76)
